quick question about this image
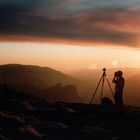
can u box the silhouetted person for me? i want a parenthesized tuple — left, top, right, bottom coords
(112, 71, 125, 108)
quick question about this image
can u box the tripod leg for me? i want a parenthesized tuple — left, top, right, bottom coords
(100, 76, 105, 104)
(106, 77, 114, 97)
(90, 75, 103, 104)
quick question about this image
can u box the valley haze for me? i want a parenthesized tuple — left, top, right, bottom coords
(0, 64, 140, 107)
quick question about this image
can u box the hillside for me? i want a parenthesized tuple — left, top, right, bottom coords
(0, 64, 81, 87)
(0, 64, 87, 102)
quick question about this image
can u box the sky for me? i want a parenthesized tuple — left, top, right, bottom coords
(1, 42, 140, 73)
(0, 0, 140, 73)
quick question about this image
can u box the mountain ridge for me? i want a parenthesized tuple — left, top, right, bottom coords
(0, 64, 88, 103)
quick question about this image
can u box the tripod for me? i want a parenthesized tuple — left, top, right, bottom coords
(90, 68, 114, 105)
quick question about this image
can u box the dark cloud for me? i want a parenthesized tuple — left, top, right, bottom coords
(0, 1, 139, 47)
(0, 0, 39, 32)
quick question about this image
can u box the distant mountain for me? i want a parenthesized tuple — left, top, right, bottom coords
(0, 64, 81, 87)
(0, 64, 87, 102)
(39, 84, 80, 103)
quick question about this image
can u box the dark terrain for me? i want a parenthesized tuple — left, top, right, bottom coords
(0, 84, 140, 140)
(0, 64, 140, 140)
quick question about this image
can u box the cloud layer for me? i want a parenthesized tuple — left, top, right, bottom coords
(0, 0, 140, 47)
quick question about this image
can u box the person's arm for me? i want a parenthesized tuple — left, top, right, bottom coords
(112, 74, 118, 83)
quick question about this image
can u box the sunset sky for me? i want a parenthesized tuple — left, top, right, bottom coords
(0, 0, 140, 73)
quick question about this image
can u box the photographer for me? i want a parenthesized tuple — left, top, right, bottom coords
(112, 71, 125, 108)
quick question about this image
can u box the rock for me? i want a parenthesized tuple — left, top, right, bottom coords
(0, 112, 24, 124)
(101, 97, 114, 109)
(40, 84, 80, 103)
(20, 125, 44, 138)
(0, 134, 10, 140)
(45, 121, 68, 130)
(55, 102, 77, 113)
(21, 101, 36, 111)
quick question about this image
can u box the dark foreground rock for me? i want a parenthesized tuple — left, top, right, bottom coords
(0, 85, 140, 140)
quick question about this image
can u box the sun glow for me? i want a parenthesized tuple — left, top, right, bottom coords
(0, 42, 140, 73)
(111, 60, 118, 67)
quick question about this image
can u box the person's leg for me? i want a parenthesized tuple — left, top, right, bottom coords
(114, 92, 123, 108)
(118, 92, 123, 107)
(114, 92, 119, 107)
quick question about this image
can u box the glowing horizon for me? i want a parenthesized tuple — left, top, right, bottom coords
(1, 41, 140, 74)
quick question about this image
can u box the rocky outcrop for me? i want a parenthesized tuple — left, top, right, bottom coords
(40, 84, 80, 103)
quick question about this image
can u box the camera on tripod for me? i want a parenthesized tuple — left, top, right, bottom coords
(90, 68, 114, 104)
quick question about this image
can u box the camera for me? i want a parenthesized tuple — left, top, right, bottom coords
(114, 71, 118, 77)
(114, 71, 123, 77)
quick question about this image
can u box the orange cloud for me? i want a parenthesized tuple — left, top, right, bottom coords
(0, 5, 139, 48)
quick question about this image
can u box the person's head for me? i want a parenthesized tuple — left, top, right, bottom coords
(117, 71, 123, 77)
